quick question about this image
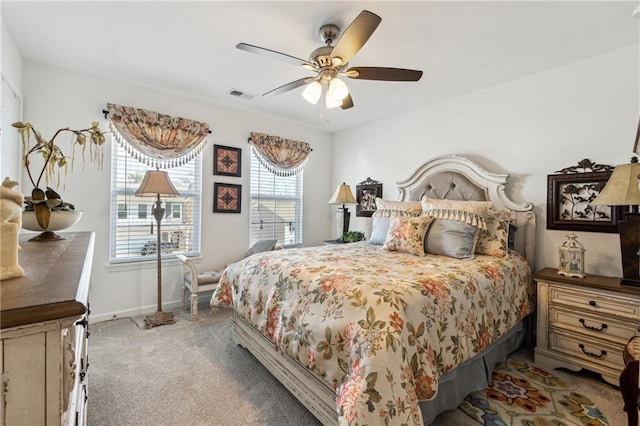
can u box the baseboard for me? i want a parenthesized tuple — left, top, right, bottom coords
(91, 299, 185, 323)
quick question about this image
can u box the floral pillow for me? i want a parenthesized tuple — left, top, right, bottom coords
(475, 208, 511, 257)
(369, 209, 420, 245)
(382, 216, 435, 256)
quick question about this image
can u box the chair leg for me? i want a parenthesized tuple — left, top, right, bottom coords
(620, 359, 639, 426)
(183, 286, 188, 310)
(190, 293, 199, 321)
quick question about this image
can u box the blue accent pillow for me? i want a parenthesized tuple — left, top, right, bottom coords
(423, 219, 479, 259)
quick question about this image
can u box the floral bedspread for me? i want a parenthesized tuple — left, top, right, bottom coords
(210, 242, 533, 425)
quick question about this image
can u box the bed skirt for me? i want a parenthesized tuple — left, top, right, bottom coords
(419, 319, 526, 424)
(231, 310, 528, 425)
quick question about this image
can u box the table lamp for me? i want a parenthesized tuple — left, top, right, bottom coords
(328, 182, 357, 240)
(592, 157, 640, 286)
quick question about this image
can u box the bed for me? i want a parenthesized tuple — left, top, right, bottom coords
(211, 155, 536, 425)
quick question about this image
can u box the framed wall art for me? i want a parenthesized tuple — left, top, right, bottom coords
(546, 159, 623, 233)
(213, 183, 242, 213)
(356, 177, 383, 217)
(214, 144, 242, 177)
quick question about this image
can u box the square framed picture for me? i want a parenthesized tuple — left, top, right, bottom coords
(546, 171, 624, 233)
(214, 144, 242, 177)
(356, 178, 383, 217)
(213, 183, 242, 213)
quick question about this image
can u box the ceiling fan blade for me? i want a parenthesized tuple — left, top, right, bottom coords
(263, 77, 313, 97)
(237, 43, 314, 68)
(345, 67, 423, 81)
(330, 10, 381, 65)
(341, 93, 354, 110)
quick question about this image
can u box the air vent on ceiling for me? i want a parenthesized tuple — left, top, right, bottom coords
(229, 89, 254, 100)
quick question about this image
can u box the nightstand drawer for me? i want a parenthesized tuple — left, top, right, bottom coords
(549, 285, 640, 320)
(549, 305, 637, 345)
(549, 329, 624, 373)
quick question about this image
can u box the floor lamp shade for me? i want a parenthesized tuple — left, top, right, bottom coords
(328, 183, 357, 239)
(592, 160, 640, 286)
(135, 169, 180, 328)
(135, 170, 179, 197)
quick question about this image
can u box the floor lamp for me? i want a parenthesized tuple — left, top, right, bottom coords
(592, 158, 640, 286)
(135, 169, 180, 328)
(328, 182, 357, 240)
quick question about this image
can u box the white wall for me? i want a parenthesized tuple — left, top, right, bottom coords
(21, 62, 333, 321)
(332, 46, 639, 277)
(1, 18, 23, 182)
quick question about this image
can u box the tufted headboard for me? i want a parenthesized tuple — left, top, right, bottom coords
(396, 155, 536, 267)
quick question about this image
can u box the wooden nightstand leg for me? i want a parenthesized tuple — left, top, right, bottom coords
(620, 360, 639, 426)
(190, 293, 199, 321)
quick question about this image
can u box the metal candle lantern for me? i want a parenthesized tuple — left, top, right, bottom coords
(558, 232, 586, 278)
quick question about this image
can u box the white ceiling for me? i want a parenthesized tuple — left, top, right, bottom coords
(3, 1, 639, 133)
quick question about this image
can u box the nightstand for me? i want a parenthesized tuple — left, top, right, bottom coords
(534, 267, 640, 386)
(323, 239, 347, 245)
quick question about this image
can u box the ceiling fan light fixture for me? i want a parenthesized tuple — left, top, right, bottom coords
(325, 93, 342, 109)
(302, 81, 322, 104)
(328, 77, 349, 102)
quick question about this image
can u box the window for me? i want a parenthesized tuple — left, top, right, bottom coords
(137, 204, 147, 219)
(249, 149, 303, 246)
(117, 203, 127, 219)
(109, 142, 202, 262)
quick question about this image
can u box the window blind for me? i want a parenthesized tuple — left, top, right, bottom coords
(249, 148, 303, 247)
(109, 141, 202, 262)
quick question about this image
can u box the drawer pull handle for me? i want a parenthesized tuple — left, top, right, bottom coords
(75, 318, 88, 328)
(578, 343, 607, 358)
(578, 319, 607, 332)
(588, 300, 597, 307)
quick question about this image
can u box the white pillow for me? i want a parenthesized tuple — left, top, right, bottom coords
(375, 198, 422, 215)
(420, 197, 492, 229)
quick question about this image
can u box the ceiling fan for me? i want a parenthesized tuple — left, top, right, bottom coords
(236, 10, 423, 117)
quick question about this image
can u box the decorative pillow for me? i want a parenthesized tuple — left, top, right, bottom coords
(423, 219, 479, 259)
(375, 198, 422, 215)
(243, 239, 278, 258)
(508, 223, 518, 252)
(382, 216, 435, 256)
(420, 197, 492, 229)
(369, 209, 420, 245)
(476, 208, 511, 257)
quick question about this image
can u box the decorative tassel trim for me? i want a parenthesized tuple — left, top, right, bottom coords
(252, 149, 309, 177)
(110, 122, 207, 169)
(422, 208, 487, 229)
(372, 209, 419, 218)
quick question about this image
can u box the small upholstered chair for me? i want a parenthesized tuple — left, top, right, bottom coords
(177, 239, 279, 321)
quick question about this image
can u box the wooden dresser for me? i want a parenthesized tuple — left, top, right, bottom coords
(534, 267, 640, 386)
(0, 232, 95, 426)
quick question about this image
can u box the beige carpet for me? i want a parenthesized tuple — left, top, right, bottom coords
(88, 306, 625, 425)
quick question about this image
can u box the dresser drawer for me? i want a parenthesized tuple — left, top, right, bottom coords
(549, 328, 624, 373)
(549, 285, 640, 320)
(550, 305, 638, 346)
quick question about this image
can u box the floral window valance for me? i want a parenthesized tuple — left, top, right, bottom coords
(107, 103, 210, 169)
(249, 132, 312, 176)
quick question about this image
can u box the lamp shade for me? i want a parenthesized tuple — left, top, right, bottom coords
(328, 77, 349, 102)
(302, 81, 322, 104)
(328, 183, 357, 205)
(591, 162, 640, 206)
(135, 170, 180, 197)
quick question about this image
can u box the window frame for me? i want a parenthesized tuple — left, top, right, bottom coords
(249, 148, 303, 247)
(109, 142, 202, 263)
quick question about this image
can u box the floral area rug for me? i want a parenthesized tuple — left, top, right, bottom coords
(459, 359, 608, 426)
